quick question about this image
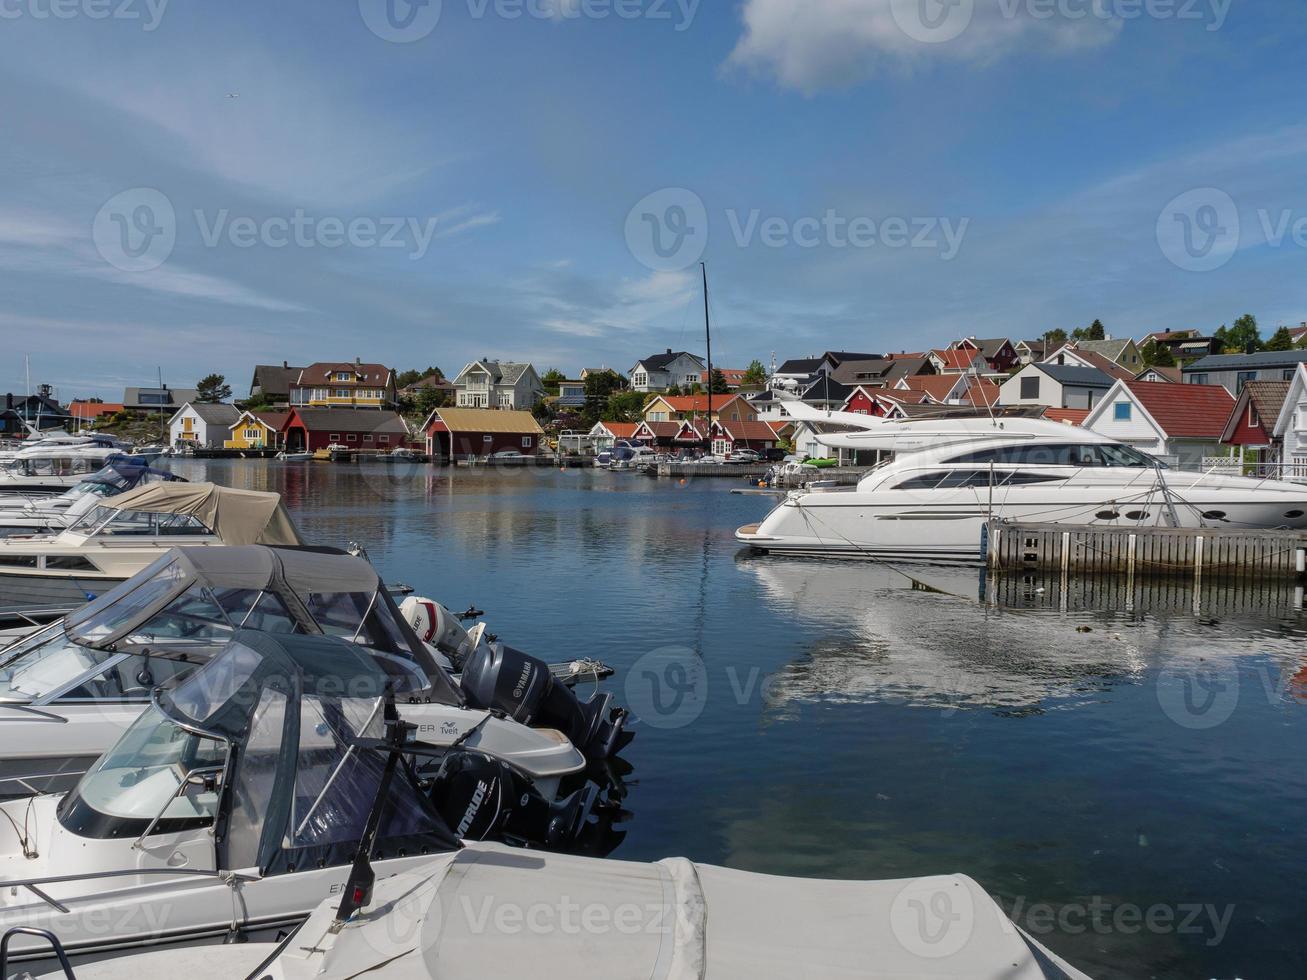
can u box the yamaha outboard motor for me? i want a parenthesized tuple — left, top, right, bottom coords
(460, 641, 632, 761)
(430, 749, 593, 848)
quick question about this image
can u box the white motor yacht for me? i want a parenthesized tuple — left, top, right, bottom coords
(737, 405, 1307, 562)
(0, 483, 302, 606)
(0, 445, 126, 496)
(0, 630, 626, 971)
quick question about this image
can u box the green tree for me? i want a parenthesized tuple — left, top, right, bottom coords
(395, 366, 442, 389)
(1072, 319, 1106, 342)
(412, 385, 448, 420)
(709, 368, 730, 394)
(1264, 326, 1295, 352)
(582, 370, 627, 425)
(1042, 328, 1068, 351)
(603, 390, 647, 423)
(666, 384, 683, 397)
(1226, 314, 1262, 353)
(540, 368, 566, 395)
(1145, 343, 1176, 368)
(196, 374, 232, 403)
(742, 359, 767, 385)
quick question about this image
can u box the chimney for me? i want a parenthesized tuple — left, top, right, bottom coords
(666, 348, 673, 355)
(355, 357, 362, 366)
(282, 360, 288, 369)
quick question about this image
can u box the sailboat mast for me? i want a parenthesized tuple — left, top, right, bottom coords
(701, 262, 712, 453)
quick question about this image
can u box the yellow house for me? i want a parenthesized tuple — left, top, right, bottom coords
(224, 411, 286, 450)
(289, 360, 398, 409)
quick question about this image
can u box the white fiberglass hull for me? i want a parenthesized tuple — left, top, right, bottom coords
(738, 480, 1307, 562)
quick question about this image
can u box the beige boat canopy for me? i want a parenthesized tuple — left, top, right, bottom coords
(107, 483, 304, 546)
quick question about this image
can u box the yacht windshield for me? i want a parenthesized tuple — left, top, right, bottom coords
(67, 505, 212, 537)
(57, 707, 225, 838)
(944, 443, 1159, 468)
(0, 628, 116, 702)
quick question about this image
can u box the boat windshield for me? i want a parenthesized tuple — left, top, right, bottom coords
(66, 504, 213, 537)
(57, 706, 225, 838)
(0, 626, 196, 703)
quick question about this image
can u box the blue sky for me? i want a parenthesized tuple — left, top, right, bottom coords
(2, 0, 1305, 400)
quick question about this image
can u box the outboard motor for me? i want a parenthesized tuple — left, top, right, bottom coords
(429, 749, 593, 848)
(400, 597, 477, 667)
(460, 642, 632, 760)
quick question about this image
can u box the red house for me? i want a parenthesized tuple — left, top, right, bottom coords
(709, 420, 779, 455)
(422, 407, 544, 460)
(281, 408, 410, 453)
(1220, 380, 1292, 467)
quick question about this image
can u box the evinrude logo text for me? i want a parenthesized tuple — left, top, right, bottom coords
(457, 779, 490, 836)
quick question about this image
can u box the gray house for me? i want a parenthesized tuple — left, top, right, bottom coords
(998, 363, 1114, 410)
(123, 385, 199, 414)
(1182, 350, 1307, 395)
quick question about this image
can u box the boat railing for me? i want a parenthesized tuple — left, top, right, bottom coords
(1, 927, 77, 978)
(1, 867, 262, 915)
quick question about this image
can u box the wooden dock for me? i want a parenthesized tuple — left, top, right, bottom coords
(986, 521, 1307, 582)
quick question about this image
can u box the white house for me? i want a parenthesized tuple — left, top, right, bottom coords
(168, 402, 240, 449)
(452, 361, 545, 410)
(629, 350, 706, 393)
(1273, 363, 1307, 480)
(998, 364, 1114, 410)
(1082, 380, 1234, 467)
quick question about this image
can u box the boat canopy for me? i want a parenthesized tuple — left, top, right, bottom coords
(60, 546, 459, 703)
(107, 482, 304, 546)
(159, 630, 461, 875)
(87, 454, 186, 490)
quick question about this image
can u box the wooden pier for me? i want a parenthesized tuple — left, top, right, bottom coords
(986, 521, 1307, 582)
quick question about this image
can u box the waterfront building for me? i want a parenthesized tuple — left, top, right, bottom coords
(281, 407, 409, 453)
(708, 420, 780, 456)
(289, 360, 398, 410)
(421, 407, 544, 460)
(628, 350, 706, 393)
(1220, 381, 1291, 476)
(0, 387, 70, 436)
(1013, 339, 1045, 365)
(451, 360, 545, 410)
(69, 400, 124, 423)
(225, 411, 288, 450)
(168, 402, 241, 449)
(1273, 363, 1307, 481)
(1082, 380, 1235, 467)
(642, 393, 756, 424)
(587, 421, 639, 451)
(123, 384, 198, 415)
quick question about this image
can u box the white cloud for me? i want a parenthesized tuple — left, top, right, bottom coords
(728, 0, 1121, 93)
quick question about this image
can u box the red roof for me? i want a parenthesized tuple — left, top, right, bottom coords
(930, 348, 979, 371)
(698, 369, 750, 385)
(1125, 381, 1235, 438)
(716, 420, 780, 442)
(653, 394, 742, 414)
(601, 422, 641, 439)
(69, 401, 123, 419)
(636, 421, 681, 439)
(1043, 408, 1090, 426)
(961, 380, 1001, 407)
(1072, 350, 1136, 382)
(899, 376, 964, 403)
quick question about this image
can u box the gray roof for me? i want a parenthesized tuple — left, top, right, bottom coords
(124, 386, 199, 409)
(186, 402, 241, 425)
(288, 408, 410, 434)
(1070, 338, 1133, 361)
(464, 361, 538, 386)
(830, 359, 896, 384)
(776, 358, 823, 375)
(958, 338, 1013, 358)
(1184, 350, 1307, 372)
(635, 350, 704, 372)
(250, 365, 305, 398)
(1032, 364, 1115, 388)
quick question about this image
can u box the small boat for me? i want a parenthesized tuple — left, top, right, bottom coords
(0, 629, 628, 970)
(379, 447, 422, 463)
(0, 456, 184, 537)
(275, 451, 313, 462)
(0, 445, 126, 495)
(0, 483, 303, 606)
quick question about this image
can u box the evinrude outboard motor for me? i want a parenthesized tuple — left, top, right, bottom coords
(460, 641, 632, 761)
(430, 749, 593, 848)
(400, 597, 478, 668)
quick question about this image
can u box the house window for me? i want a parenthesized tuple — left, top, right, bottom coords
(346, 434, 357, 442)
(483, 435, 493, 443)
(522, 436, 533, 448)
(1236, 371, 1257, 392)
(633, 372, 647, 387)
(1284, 369, 1296, 381)
(1020, 376, 1040, 400)
(1248, 404, 1259, 427)
(335, 372, 351, 382)
(244, 428, 260, 439)
(1189, 374, 1208, 385)
(334, 389, 351, 398)
(1113, 403, 1132, 421)
(379, 435, 390, 443)
(364, 434, 374, 442)
(329, 433, 340, 441)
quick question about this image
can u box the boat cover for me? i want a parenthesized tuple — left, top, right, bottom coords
(159, 630, 461, 876)
(270, 843, 1093, 979)
(107, 482, 304, 546)
(63, 546, 459, 703)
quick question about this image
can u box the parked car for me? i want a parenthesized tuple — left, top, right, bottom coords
(727, 449, 762, 463)
(763, 448, 789, 462)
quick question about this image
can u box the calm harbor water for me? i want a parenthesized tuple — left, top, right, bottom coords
(160, 462, 1307, 975)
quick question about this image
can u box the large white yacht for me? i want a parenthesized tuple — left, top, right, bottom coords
(737, 405, 1307, 562)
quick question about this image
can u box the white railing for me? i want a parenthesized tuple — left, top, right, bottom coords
(1201, 456, 1242, 476)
